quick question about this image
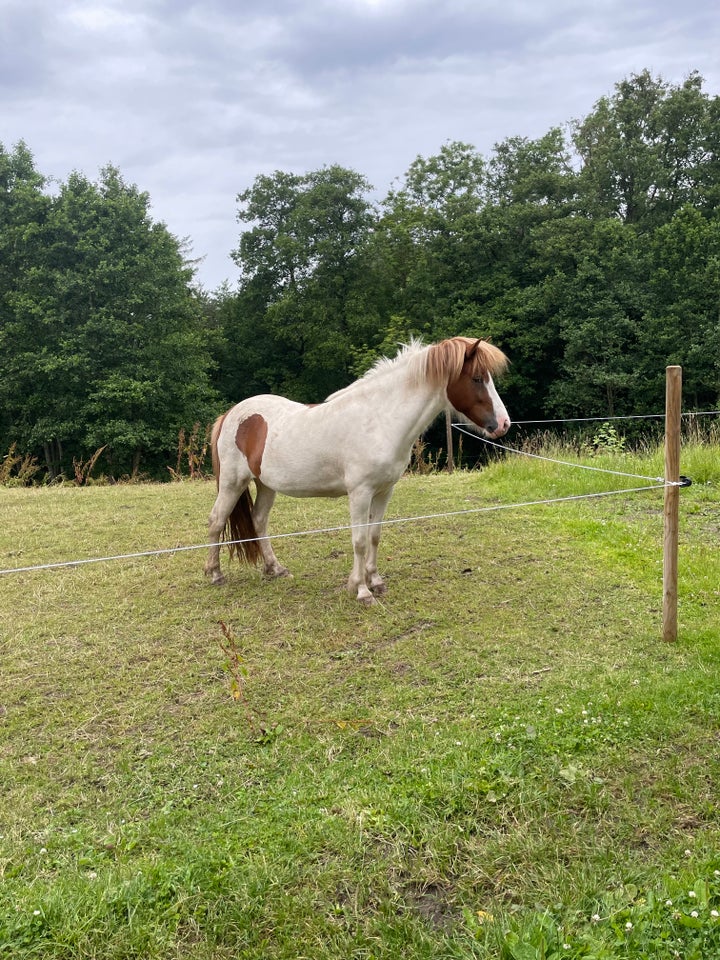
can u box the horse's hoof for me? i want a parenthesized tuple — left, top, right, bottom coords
(370, 581, 388, 596)
(211, 574, 227, 586)
(265, 566, 292, 579)
(357, 587, 377, 607)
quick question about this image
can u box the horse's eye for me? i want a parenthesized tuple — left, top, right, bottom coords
(472, 376, 485, 384)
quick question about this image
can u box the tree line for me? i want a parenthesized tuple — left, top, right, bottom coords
(2, 69, 720, 480)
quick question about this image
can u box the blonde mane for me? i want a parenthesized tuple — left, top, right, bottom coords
(422, 337, 508, 387)
(324, 336, 507, 403)
(324, 339, 426, 402)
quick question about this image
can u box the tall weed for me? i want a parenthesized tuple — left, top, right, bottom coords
(0, 443, 40, 486)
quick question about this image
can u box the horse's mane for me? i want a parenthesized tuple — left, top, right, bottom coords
(324, 336, 507, 403)
(422, 336, 508, 386)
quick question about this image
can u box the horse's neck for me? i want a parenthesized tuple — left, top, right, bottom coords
(324, 352, 448, 448)
(361, 372, 446, 446)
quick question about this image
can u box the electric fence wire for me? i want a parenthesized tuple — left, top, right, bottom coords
(1, 414, 693, 577)
(451, 423, 676, 484)
(511, 410, 720, 426)
(1, 483, 675, 577)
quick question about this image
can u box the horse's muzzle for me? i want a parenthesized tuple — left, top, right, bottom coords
(486, 417, 511, 439)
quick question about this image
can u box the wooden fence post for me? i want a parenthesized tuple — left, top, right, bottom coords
(445, 410, 454, 473)
(662, 365, 682, 642)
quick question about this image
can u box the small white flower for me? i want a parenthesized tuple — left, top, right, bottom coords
(555, 708, 563, 714)
(33, 910, 41, 916)
(665, 899, 673, 907)
(591, 913, 601, 922)
(711, 909, 719, 918)
(691, 910, 699, 918)
(684, 849, 693, 857)
(39, 848, 47, 855)
(689, 890, 697, 898)
(625, 921, 633, 930)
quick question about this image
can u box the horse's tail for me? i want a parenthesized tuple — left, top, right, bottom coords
(226, 489, 262, 566)
(211, 411, 262, 566)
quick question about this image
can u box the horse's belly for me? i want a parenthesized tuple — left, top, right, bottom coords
(260, 447, 348, 498)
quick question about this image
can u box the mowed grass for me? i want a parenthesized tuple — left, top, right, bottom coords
(1, 442, 719, 959)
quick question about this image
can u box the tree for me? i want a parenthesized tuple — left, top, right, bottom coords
(0, 142, 51, 450)
(548, 219, 651, 417)
(642, 206, 720, 408)
(0, 160, 217, 477)
(573, 70, 719, 229)
(227, 165, 380, 400)
(376, 141, 486, 331)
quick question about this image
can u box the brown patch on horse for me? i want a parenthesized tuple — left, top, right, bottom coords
(446, 361, 494, 423)
(235, 414, 268, 478)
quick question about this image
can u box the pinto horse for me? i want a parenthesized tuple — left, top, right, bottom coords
(205, 336, 510, 605)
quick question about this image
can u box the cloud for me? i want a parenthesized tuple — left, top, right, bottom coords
(2, 0, 719, 289)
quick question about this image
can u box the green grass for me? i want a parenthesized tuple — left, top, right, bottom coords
(1, 442, 719, 959)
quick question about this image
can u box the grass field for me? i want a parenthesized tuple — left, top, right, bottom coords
(1, 440, 719, 959)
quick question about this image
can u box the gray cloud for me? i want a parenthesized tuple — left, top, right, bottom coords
(2, 0, 719, 289)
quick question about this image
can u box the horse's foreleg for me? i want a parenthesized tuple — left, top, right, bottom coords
(204, 484, 243, 585)
(365, 485, 394, 596)
(253, 482, 291, 579)
(347, 487, 375, 606)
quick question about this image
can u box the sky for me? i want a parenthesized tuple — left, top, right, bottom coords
(2, 0, 719, 291)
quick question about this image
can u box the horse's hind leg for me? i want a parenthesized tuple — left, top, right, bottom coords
(204, 480, 246, 585)
(253, 481, 291, 578)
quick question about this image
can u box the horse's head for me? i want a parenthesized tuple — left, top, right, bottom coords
(444, 338, 511, 439)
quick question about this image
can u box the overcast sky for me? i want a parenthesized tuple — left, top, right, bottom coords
(3, 0, 719, 291)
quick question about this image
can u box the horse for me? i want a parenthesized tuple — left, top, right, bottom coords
(204, 336, 511, 605)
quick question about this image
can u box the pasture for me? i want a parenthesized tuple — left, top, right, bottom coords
(1, 443, 719, 959)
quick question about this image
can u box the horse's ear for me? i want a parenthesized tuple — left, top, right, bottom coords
(466, 338, 482, 360)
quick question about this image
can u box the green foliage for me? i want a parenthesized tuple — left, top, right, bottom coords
(586, 422, 627, 455)
(211, 69, 720, 425)
(573, 70, 719, 228)
(4, 67, 720, 479)
(0, 149, 218, 479)
(222, 165, 380, 401)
